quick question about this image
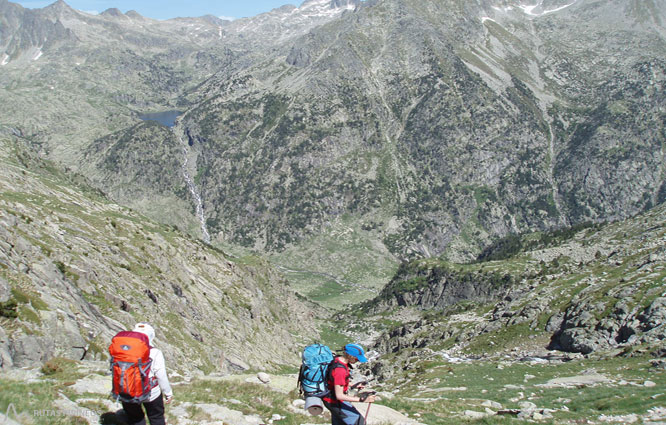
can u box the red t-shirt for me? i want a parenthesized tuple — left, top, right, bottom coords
(323, 357, 350, 404)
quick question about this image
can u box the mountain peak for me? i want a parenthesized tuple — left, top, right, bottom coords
(43, 0, 74, 14)
(37, 0, 82, 22)
(125, 10, 144, 19)
(299, 0, 360, 11)
(100, 7, 124, 17)
(294, 0, 360, 18)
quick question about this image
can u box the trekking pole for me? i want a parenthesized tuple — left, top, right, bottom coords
(359, 391, 376, 423)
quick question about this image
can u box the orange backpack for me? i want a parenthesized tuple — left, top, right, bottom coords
(109, 331, 155, 403)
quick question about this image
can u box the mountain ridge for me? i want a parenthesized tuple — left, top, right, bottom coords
(170, 0, 664, 262)
(1, 0, 664, 305)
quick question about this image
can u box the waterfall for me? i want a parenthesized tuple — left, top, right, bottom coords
(177, 135, 211, 244)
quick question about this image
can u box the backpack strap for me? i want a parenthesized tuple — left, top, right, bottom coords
(325, 358, 349, 401)
(297, 363, 305, 396)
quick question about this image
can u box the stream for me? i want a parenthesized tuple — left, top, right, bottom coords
(177, 135, 211, 244)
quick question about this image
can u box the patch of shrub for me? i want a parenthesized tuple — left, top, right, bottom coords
(0, 299, 18, 318)
(41, 359, 63, 375)
(476, 221, 599, 262)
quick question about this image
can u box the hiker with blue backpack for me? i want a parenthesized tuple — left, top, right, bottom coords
(299, 343, 376, 425)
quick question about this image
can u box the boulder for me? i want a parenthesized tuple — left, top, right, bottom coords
(638, 298, 666, 331)
(348, 402, 426, 424)
(464, 410, 490, 419)
(71, 376, 112, 395)
(257, 372, 270, 384)
(482, 400, 503, 409)
(545, 313, 564, 332)
(52, 393, 98, 425)
(557, 328, 607, 354)
(224, 355, 250, 372)
(519, 401, 537, 410)
(540, 373, 611, 388)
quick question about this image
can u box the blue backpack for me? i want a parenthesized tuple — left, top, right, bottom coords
(298, 344, 335, 396)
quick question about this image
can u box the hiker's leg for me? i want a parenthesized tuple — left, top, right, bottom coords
(337, 402, 363, 425)
(143, 395, 166, 425)
(323, 401, 347, 425)
(121, 401, 147, 425)
(330, 412, 346, 425)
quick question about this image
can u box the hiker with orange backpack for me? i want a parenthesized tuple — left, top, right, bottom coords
(109, 323, 173, 425)
(322, 343, 376, 425)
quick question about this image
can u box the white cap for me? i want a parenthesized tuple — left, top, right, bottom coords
(133, 322, 155, 345)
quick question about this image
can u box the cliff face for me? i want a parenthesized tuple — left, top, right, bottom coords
(367, 262, 514, 312)
(0, 135, 315, 372)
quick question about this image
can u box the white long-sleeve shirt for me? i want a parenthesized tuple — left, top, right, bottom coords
(149, 347, 173, 402)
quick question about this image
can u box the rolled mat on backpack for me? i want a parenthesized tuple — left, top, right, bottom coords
(305, 396, 324, 416)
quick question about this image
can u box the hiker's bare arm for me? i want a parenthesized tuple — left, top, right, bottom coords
(334, 385, 376, 403)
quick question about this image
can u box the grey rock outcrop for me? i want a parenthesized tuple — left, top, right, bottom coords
(0, 276, 9, 302)
(550, 297, 666, 354)
(0, 327, 13, 369)
(10, 334, 55, 368)
(369, 262, 514, 313)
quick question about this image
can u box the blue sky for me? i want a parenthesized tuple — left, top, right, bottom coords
(13, 0, 300, 20)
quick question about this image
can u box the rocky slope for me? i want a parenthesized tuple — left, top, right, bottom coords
(79, 121, 202, 234)
(357, 201, 665, 381)
(0, 133, 316, 373)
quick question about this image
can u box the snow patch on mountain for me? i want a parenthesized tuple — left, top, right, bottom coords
(516, 1, 578, 17)
(492, 6, 515, 13)
(540, 2, 577, 15)
(298, 0, 357, 18)
(227, 0, 359, 42)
